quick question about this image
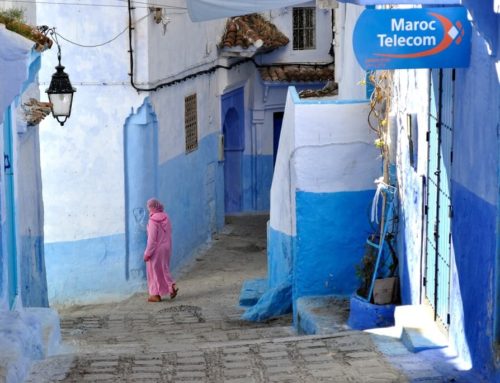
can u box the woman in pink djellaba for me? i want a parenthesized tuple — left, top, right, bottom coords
(144, 198, 178, 302)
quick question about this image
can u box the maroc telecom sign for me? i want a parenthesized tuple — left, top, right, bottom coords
(353, 7, 471, 70)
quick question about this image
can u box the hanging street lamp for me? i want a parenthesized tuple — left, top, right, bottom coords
(44, 28, 76, 126)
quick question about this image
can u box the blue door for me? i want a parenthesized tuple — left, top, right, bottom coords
(425, 69, 454, 330)
(222, 88, 244, 214)
(3, 106, 18, 309)
(273, 112, 284, 168)
(124, 100, 158, 280)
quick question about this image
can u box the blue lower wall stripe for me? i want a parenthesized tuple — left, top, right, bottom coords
(294, 189, 376, 303)
(45, 233, 141, 304)
(451, 180, 496, 377)
(267, 226, 295, 288)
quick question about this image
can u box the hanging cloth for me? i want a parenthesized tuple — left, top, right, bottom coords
(187, 0, 308, 22)
(371, 177, 384, 224)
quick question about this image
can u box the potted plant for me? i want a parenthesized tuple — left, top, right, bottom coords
(347, 233, 399, 330)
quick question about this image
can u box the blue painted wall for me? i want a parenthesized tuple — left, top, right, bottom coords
(395, 7, 500, 379)
(46, 131, 225, 304)
(6, 51, 48, 309)
(19, 234, 47, 308)
(294, 190, 375, 310)
(242, 155, 274, 212)
(157, 133, 224, 271)
(451, 182, 497, 377)
(265, 88, 380, 324)
(267, 226, 295, 288)
(449, 20, 499, 378)
(124, 99, 158, 281)
(45, 234, 135, 304)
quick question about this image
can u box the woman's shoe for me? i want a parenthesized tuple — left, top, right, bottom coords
(170, 286, 179, 299)
(148, 295, 161, 302)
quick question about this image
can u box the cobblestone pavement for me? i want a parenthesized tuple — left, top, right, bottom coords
(26, 215, 480, 383)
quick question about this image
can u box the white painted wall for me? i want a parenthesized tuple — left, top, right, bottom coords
(270, 87, 378, 236)
(35, 0, 340, 304)
(392, 69, 429, 306)
(334, 3, 366, 99)
(37, 4, 147, 243)
(270, 90, 296, 236)
(264, 2, 333, 65)
(147, 8, 225, 88)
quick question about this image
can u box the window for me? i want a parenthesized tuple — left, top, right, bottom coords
(293, 7, 316, 50)
(184, 93, 198, 153)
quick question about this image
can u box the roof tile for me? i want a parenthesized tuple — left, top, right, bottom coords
(220, 14, 289, 51)
(259, 65, 334, 83)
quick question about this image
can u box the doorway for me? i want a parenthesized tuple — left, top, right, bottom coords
(424, 69, 454, 330)
(221, 88, 244, 214)
(273, 112, 284, 168)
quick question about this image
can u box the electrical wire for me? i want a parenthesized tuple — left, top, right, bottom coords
(114, 0, 186, 10)
(126, 0, 334, 93)
(0, 0, 186, 9)
(54, 13, 150, 48)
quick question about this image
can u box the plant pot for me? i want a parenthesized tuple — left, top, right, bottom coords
(347, 293, 396, 330)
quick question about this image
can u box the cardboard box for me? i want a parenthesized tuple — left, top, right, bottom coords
(373, 277, 399, 305)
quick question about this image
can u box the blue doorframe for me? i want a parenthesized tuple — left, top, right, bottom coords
(221, 88, 244, 214)
(3, 106, 18, 309)
(124, 99, 158, 281)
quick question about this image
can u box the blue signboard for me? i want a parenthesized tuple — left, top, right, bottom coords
(339, 0, 460, 4)
(353, 7, 471, 70)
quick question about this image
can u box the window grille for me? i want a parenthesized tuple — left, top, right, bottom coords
(184, 94, 198, 153)
(293, 7, 316, 50)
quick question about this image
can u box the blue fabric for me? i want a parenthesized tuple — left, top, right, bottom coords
(241, 277, 292, 322)
(187, 0, 307, 22)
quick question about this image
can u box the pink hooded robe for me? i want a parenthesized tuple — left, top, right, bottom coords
(144, 211, 175, 296)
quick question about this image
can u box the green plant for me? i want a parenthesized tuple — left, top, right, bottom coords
(355, 234, 378, 298)
(0, 8, 52, 51)
(0, 7, 26, 22)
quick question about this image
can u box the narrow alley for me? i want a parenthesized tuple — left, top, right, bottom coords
(0, 1, 498, 382)
(25, 216, 478, 383)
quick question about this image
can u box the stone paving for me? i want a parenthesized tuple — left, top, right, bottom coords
(28, 331, 408, 382)
(25, 215, 483, 383)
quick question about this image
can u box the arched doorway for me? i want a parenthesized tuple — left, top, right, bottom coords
(221, 88, 244, 214)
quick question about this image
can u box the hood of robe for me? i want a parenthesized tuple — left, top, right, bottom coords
(149, 212, 169, 232)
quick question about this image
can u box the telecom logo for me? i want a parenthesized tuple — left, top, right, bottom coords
(376, 13, 466, 58)
(353, 7, 471, 70)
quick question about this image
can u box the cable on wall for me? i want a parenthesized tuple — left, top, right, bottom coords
(126, 0, 334, 93)
(52, 13, 150, 48)
(0, 0, 187, 10)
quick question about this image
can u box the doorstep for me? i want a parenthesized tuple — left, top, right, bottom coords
(296, 295, 350, 335)
(395, 305, 448, 352)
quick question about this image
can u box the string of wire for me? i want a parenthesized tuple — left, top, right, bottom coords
(113, 0, 186, 9)
(54, 13, 150, 48)
(126, 0, 334, 92)
(0, 0, 187, 10)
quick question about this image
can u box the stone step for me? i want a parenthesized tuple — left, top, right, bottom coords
(296, 295, 351, 335)
(395, 305, 448, 352)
